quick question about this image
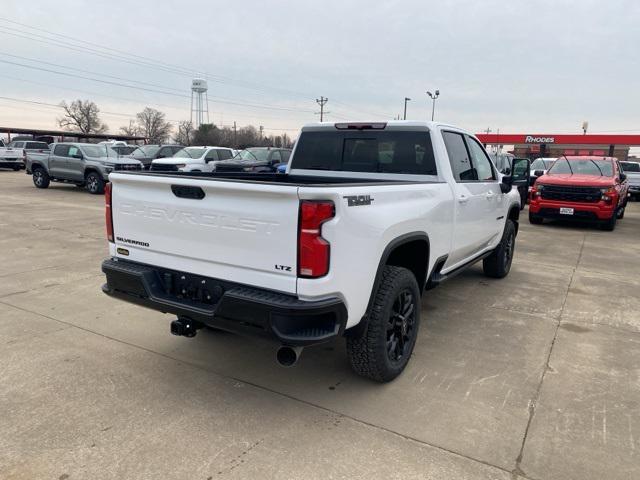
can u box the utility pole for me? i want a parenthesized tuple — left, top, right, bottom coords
(482, 127, 492, 148)
(426, 89, 440, 121)
(233, 121, 237, 148)
(259, 125, 264, 141)
(403, 97, 411, 120)
(315, 96, 329, 122)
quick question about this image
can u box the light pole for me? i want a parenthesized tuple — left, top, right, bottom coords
(403, 97, 411, 120)
(426, 89, 440, 121)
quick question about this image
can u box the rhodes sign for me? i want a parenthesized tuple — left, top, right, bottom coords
(525, 135, 555, 144)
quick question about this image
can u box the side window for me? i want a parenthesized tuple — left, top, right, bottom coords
(270, 150, 282, 163)
(67, 146, 81, 158)
(12, 142, 24, 148)
(442, 131, 475, 181)
(281, 150, 291, 162)
(171, 146, 183, 155)
(53, 144, 69, 156)
(466, 137, 496, 181)
(204, 149, 218, 161)
(217, 149, 233, 160)
(157, 147, 171, 158)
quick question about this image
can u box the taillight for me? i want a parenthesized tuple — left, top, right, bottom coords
(298, 200, 335, 278)
(105, 182, 114, 242)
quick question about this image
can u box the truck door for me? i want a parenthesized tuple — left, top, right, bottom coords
(50, 144, 69, 177)
(442, 131, 500, 268)
(65, 145, 85, 181)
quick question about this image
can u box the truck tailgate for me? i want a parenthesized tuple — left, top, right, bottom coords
(109, 173, 300, 294)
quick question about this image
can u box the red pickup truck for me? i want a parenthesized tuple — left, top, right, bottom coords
(529, 156, 629, 231)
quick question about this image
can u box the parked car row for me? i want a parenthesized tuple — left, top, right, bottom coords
(18, 140, 292, 194)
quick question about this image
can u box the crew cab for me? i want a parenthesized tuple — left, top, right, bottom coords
(26, 143, 143, 194)
(150, 146, 235, 173)
(101, 121, 527, 382)
(529, 156, 629, 231)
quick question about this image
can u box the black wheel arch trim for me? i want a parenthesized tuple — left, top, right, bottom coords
(348, 232, 430, 338)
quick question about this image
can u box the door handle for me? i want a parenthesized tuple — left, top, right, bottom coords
(458, 195, 469, 204)
(485, 191, 496, 199)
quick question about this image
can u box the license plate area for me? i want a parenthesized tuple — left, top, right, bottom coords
(158, 268, 228, 306)
(559, 207, 574, 215)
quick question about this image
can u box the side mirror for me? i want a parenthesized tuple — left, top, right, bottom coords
(500, 175, 513, 194)
(620, 173, 627, 182)
(534, 169, 544, 177)
(72, 153, 83, 159)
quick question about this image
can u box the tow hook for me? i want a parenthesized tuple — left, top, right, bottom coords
(170, 317, 202, 338)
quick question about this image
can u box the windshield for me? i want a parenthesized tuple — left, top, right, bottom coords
(531, 159, 555, 170)
(548, 158, 613, 177)
(131, 145, 160, 158)
(174, 147, 206, 159)
(621, 162, 640, 172)
(234, 149, 271, 162)
(113, 146, 136, 155)
(80, 145, 118, 157)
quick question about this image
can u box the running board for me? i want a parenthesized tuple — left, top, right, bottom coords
(426, 250, 493, 290)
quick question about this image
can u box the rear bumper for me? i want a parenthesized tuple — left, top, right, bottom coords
(101, 258, 347, 346)
(0, 159, 22, 168)
(530, 199, 615, 221)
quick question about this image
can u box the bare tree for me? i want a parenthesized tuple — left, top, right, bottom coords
(58, 99, 108, 134)
(136, 107, 172, 143)
(174, 121, 194, 146)
(119, 120, 141, 137)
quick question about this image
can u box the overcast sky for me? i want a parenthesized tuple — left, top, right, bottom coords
(1, 0, 639, 138)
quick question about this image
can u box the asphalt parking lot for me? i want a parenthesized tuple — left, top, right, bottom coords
(1, 169, 638, 480)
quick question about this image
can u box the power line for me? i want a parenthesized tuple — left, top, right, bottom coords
(0, 20, 314, 101)
(0, 17, 393, 119)
(0, 59, 316, 114)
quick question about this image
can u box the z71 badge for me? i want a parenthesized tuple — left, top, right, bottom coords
(343, 195, 374, 206)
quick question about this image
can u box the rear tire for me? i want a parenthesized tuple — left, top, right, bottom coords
(13, 165, 20, 171)
(346, 266, 421, 383)
(483, 220, 516, 278)
(85, 171, 105, 194)
(528, 212, 543, 224)
(32, 168, 50, 189)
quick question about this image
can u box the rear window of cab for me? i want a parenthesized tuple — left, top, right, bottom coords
(293, 131, 437, 175)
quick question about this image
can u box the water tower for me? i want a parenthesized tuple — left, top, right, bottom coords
(191, 79, 209, 127)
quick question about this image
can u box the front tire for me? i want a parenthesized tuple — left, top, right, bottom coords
(32, 168, 50, 189)
(528, 212, 543, 224)
(601, 213, 617, 231)
(85, 172, 105, 194)
(346, 266, 421, 382)
(483, 220, 516, 278)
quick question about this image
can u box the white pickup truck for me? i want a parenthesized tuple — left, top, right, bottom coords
(0, 139, 25, 170)
(101, 121, 528, 382)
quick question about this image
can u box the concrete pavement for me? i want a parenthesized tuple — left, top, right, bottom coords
(0, 170, 638, 479)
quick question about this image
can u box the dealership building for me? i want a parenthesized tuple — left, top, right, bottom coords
(476, 133, 640, 161)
